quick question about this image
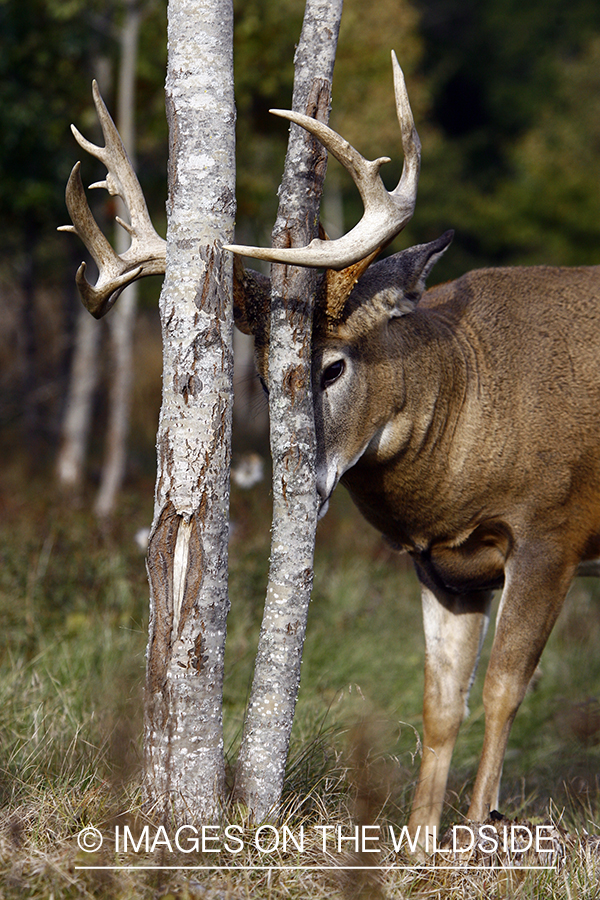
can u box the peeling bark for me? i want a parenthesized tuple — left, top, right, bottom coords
(144, 0, 235, 823)
(233, 0, 343, 820)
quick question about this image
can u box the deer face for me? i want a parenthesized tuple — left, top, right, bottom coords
(309, 232, 453, 514)
(312, 335, 375, 514)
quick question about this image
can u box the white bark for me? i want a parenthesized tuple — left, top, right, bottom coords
(234, 0, 343, 820)
(144, 0, 235, 822)
(95, 0, 142, 519)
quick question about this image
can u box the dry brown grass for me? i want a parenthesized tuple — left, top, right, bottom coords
(1, 781, 600, 899)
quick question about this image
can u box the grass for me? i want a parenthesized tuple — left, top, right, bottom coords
(1, 458, 600, 897)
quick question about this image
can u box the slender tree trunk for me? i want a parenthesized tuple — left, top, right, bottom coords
(55, 305, 101, 488)
(144, 0, 235, 823)
(233, 0, 343, 820)
(95, 0, 142, 518)
(56, 55, 111, 494)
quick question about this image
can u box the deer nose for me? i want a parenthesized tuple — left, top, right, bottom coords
(316, 464, 337, 518)
(317, 483, 331, 519)
(317, 496, 330, 519)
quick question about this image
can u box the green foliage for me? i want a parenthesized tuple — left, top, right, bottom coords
(232, 0, 600, 282)
(410, 0, 600, 274)
(415, 0, 600, 152)
(0, 0, 107, 238)
(0, 0, 167, 283)
(232, 0, 303, 233)
(480, 36, 600, 265)
(5, 0, 600, 285)
(333, 0, 425, 153)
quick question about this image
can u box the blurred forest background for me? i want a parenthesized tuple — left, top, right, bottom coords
(3, 0, 600, 484)
(3, 2, 600, 894)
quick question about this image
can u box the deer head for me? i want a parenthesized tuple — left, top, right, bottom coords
(310, 231, 454, 515)
(231, 52, 433, 515)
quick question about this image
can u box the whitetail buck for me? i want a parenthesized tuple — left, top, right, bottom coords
(62, 56, 600, 845)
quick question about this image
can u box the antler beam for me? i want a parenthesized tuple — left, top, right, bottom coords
(223, 51, 420, 271)
(58, 80, 166, 318)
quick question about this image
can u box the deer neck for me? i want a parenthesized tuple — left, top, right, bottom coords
(367, 310, 471, 465)
(340, 311, 473, 543)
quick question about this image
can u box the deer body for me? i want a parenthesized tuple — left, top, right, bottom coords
(235, 229, 600, 837)
(327, 263, 600, 570)
(310, 247, 600, 835)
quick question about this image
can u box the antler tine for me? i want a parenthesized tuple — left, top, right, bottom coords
(390, 51, 421, 208)
(59, 161, 142, 318)
(58, 81, 166, 319)
(223, 51, 421, 271)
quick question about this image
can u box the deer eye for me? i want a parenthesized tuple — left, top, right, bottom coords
(321, 359, 345, 389)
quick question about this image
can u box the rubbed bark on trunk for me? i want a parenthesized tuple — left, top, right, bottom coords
(234, 0, 343, 820)
(95, 0, 142, 518)
(144, 0, 235, 822)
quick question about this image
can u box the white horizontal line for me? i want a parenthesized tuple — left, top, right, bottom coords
(75, 864, 557, 872)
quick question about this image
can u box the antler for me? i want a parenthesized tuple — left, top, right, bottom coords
(223, 51, 420, 271)
(58, 80, 166, 318)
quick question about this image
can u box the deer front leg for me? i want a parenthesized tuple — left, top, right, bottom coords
(467, 547, 575, 821)
(408, 583, 493, 842)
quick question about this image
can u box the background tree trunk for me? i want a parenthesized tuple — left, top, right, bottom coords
(233, 0, 343, 820)
(55, 305, 101, 489)
(95, 0, 142, 518)
(143, 0, 235, 823)
(56, 6, 143, 503)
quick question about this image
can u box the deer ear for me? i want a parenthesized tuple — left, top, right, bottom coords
(396, 230, 454, 311)
(233, 257, 271, 336)
(348, 231, 454, 322)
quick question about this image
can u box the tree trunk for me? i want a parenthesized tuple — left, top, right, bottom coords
(143, 0, 235, 823)
(55, 305, 101, 489)
(95, 0, 142, 518)
(233, 0, 343, 820)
